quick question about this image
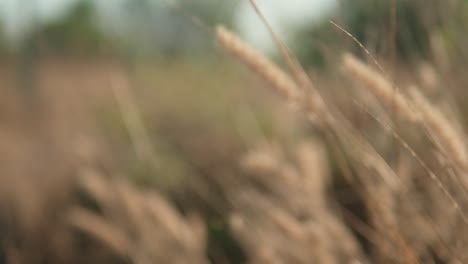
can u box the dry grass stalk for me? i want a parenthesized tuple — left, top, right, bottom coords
(4, 4, 468, 263)
(216, 25, 408, 260)
(68, 208, 131, 256)
(356, 101, 468, 223)
(71, 168, 208, 264)
(320, 110, 401, 193)
(233, 141, 369, 263)
(217, 25, 398, 190)
(342, 53, 418, 122)
(409, 88, 468, 171)
(341, 49, 467, 178)
(295, 140, 329, 202)
(111, 74, 156, 163)
(216, 26, 301, 102)
(350, 100, 467, 263)
(217, 24, 449, 262)
(216, 26, 332, 124)
(340, 52, 468, 235)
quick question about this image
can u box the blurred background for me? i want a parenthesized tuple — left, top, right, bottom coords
(1, 0, 468, 263)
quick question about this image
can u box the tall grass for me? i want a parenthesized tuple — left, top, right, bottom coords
(1, 2, 468, 264)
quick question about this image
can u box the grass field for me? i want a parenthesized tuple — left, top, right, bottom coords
(2, 7, 468, 263)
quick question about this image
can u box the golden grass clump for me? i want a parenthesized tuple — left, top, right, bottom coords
(72, 167, 208, 264)
(216, 25, 400, 190)
(214, 21, 468, 262)
(233, 141, 368, 264)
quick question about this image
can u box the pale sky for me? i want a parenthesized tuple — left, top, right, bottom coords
(235, 0, 337, 52)
(0, 0, 337, 48)
(0, 0, 80, 39)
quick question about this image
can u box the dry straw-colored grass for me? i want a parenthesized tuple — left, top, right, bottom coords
(214, 22, 468, 263)
(3, 4, 468, 264)
(216, 26, 301, 103)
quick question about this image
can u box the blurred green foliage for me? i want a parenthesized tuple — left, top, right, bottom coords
(29, 0, 108, 55)
(0, 0, 236, 58)
(0, 20, 6, 54)
(293, 0, 468, 67)
(119, 0, 234, 58)
(3, 0, 466, 63)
